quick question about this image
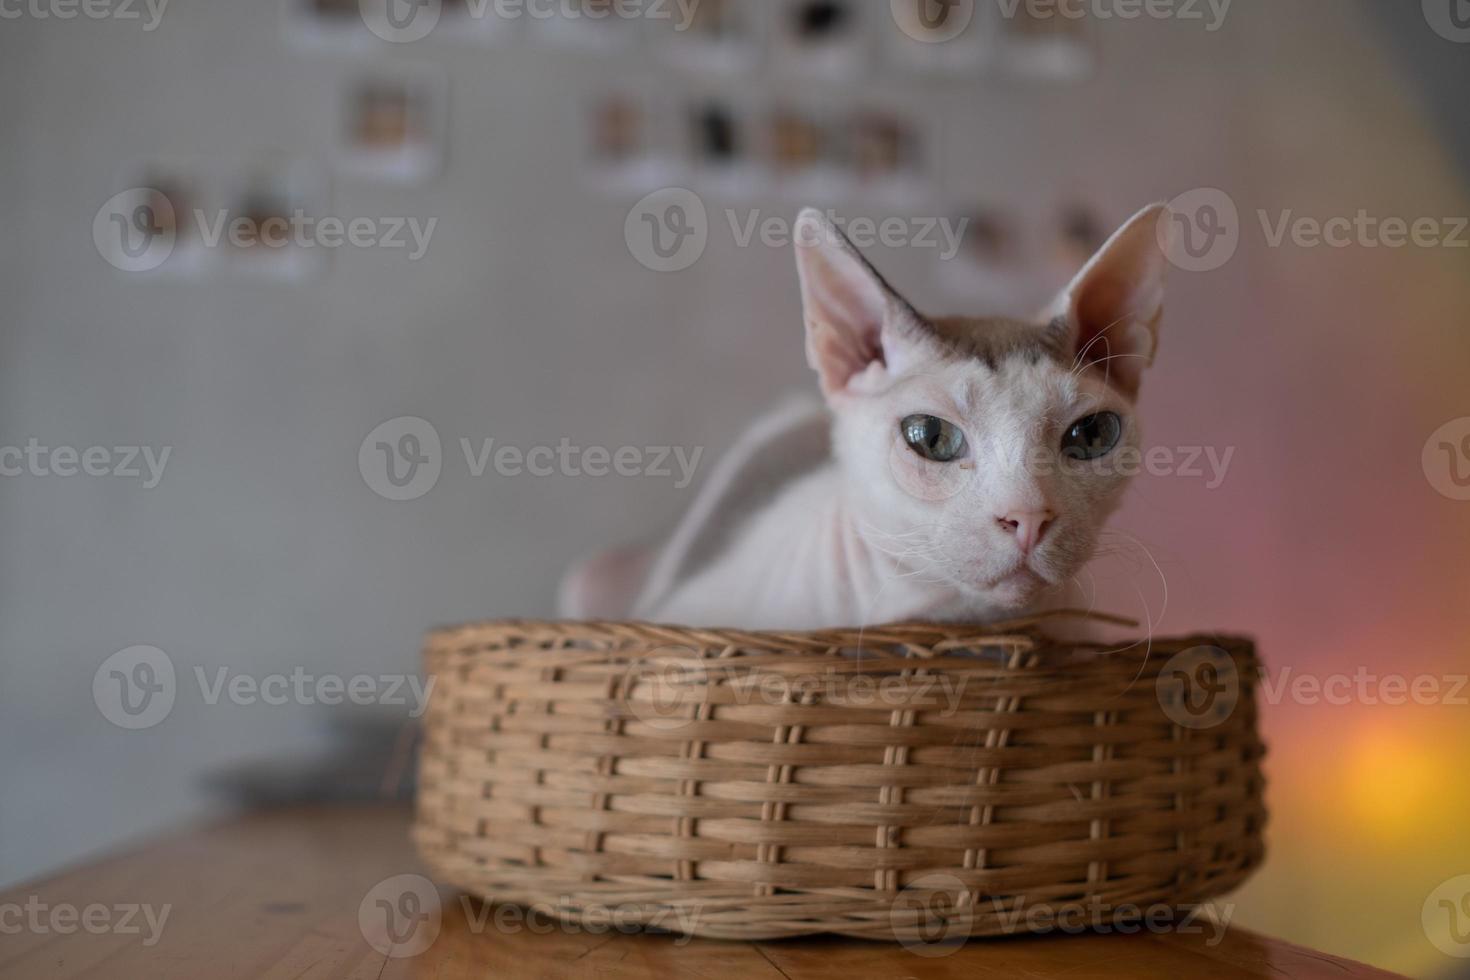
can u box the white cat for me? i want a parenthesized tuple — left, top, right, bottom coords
(560, 204, 1173, 630)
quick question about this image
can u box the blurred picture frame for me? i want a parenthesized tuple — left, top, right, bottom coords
(933, 203, 1037, 313)
(770, 0, 871, 79)
(218, 159, 331, 282)
(281, 0, 380, 50)
(98, 161, 211, 280)
(101, 157, 330, 282)
(765, 100, 851, 205)
(582, 84, 679, 195)
(993, 3, 1094, 80)
(847, 101, 933, 208)
(656, 0, 767, 75)
(282, 0, 508, 49)
(682, 91, 767, 201)
(334, 67, 449, 185)
(884, 0, 994, 75)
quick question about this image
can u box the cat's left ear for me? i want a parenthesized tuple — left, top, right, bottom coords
(793, 208, 928, 399)
(1047, 203, 1172, 398)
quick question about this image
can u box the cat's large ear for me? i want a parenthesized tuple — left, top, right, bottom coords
(1047, 203, 1172, 398)
(794, 208, 927, 398)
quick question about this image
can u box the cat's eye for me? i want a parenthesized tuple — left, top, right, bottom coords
(1061, 412, 1124, 460)
(901, 414, 968, 463)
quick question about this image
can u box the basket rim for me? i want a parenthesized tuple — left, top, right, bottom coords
(422, 610, 1257, 665)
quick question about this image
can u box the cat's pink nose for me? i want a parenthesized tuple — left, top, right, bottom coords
(996, 509, 1055, 555)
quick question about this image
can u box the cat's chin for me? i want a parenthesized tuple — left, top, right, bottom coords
(970, 567, 1055, 610)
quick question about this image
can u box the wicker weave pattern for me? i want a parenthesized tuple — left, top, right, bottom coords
(413, 617, 1266, 941)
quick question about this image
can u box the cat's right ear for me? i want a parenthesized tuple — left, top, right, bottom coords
(794, 208, 924, 398)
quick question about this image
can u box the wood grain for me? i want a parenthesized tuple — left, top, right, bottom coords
(0, 806, 1403, 980)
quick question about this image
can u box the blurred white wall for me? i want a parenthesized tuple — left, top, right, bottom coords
(2, 3, 1470, 974)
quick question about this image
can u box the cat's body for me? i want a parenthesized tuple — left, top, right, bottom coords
(561, 205, 1173, 630)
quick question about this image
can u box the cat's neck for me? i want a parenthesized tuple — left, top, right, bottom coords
(754, 464, 991, 627)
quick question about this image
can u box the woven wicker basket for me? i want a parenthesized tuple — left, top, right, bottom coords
(413, 615, 1266, 942)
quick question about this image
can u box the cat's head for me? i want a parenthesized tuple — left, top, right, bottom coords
(793, 204, 1172, 613)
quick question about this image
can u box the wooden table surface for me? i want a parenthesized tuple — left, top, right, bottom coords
(0, 806, 1402, 980)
